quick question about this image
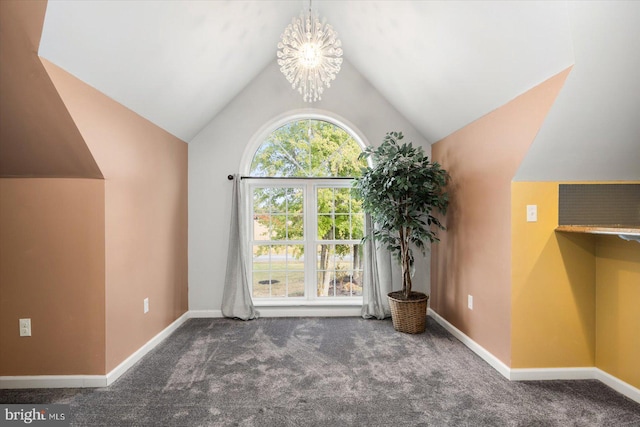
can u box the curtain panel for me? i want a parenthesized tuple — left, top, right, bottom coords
(221, 175, 259, 320)
(361, 214, 396, 319)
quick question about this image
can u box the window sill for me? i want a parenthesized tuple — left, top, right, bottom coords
(253, 298, 363, 307)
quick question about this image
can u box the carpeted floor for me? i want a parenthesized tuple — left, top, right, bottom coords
(1, 317, 639, 426)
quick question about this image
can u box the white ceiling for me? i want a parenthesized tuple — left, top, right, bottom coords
(39, 0, 572, 143)
(38, 1, 639, 180)
(40, 1, 302, 142)
(324, 1, 574, 143)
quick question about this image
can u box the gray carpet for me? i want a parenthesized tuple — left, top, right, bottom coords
(1, 317, 639, 426)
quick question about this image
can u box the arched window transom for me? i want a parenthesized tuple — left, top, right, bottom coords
(250, 119, 366, 178)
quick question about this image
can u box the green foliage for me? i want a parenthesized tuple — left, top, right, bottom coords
(250, 120, 367, 178)
(251, 120, 367, 249)
(249, 120, 367, 296)
(353, 131, 450, 298)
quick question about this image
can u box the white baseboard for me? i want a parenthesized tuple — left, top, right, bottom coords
(428, 308, 511, 379)
(428, 308, 640, 404)
(0, 312, 190, 390)
(255, 306, 361, 317)
(105, 312, 190, 386)
(0, 375, 107, 389)
(188, 310, 223, 318)
(190, 305, 361, 318)
(3, 308, 639, 405)
(596, 368, 640, 404)
(509, 367, 596, 381)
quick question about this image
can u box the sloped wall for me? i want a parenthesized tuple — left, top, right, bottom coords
(431, 68, 571, 364)
(0, 0, 187, 376)
(515, 1, 640, 181)
(0, 0, 107, 376)
(43, 60, 189, 371)
(0, 0, 102, 178)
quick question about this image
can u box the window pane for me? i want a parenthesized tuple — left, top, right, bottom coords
(317, 214, 334, 240)
(352, 213, 364, 240)
(317, 271, 335, 297)
(286, 245, 304, 297)
(317, 188, 333, 214)
(317, 187, 365, 241)
(334, 215, 350, 239)
(317, 244, 335, 270)
(253, 214, 270, 241)
(288, 214, 304, 240)
(253, 188, 271, 214)
(289, 188, 304, 213)
(316, 244, 363, 298)
(253, 245, 292, 298)
(287, 271, 305, 297)
(334, 188, 351, 213)
(253, 245, 270, 271)
(252, 271, 271, 297)
(271, 189, 290, 214)
(252, 245, 306, 299)
(270, 215, 287, 240)
(253, 188, 271, 241)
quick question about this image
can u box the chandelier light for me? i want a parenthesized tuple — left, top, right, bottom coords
(277, 1, 343, 102)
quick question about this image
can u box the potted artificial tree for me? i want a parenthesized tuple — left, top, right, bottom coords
(354, 131, 449, 334)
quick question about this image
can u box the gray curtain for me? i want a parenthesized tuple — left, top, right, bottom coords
(221, 175, 259, 320)
(361, 214, 395, 319)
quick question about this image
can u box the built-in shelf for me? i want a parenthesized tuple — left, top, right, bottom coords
(556, 183, 640, 242)
(555, 225, 640, 242)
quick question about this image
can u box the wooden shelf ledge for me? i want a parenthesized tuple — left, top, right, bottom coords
(555, 225, 640, 238)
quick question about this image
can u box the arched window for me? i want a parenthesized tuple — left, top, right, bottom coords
(247, 119, 367, 303)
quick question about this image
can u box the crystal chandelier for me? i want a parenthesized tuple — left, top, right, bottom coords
(277, 1, 343, 102)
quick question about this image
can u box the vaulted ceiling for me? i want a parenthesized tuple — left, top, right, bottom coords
(39, 0, 574, 143)
(31, 1, 640, 179)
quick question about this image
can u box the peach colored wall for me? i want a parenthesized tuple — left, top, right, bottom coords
(431, 68, 571, 364)
(0, 0, 102, 178)
(1, 0, 187, 376)
(43, 60, 188, 371)
(42, 60, 189, 371)
(0, 179, 106, 375)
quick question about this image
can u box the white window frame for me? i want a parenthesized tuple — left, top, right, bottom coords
(248, 179, 363, 306)
(241, 112, 370, 308)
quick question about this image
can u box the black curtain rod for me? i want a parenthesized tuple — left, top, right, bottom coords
(227, 175, 355, 181)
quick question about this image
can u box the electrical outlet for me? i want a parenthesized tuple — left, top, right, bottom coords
(19, 318, 31, 337)
(526, 205, 537, 222)
(467, 295, 473, 310)
(144, 298, 149, 314)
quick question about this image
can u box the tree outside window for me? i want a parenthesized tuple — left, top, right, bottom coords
(249, 120, 367, 300)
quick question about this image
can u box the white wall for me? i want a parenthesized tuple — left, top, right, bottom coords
(515, 1, 640, 181)
(188, 59, 429, 312)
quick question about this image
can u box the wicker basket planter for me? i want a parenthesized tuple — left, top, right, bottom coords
(388, 291, 429, 334)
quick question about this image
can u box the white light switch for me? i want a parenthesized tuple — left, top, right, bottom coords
(527, 205, 537, 222)
(143, 298, 149, 314)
